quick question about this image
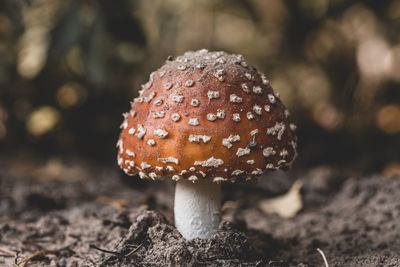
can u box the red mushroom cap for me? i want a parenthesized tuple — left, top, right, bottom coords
(117, 50, 297, 183)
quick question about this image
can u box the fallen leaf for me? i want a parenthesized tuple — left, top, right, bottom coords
(32, 158, 87, 182)
(97, 196, 128, 211)
(221, 200, 239, 212)
(258, 180, 303, 219)
(382, 162, 400, 178)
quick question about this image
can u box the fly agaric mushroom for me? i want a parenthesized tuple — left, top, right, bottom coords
(117, 49, 297, 240)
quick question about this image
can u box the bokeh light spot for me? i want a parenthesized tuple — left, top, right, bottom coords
(313, 102, 343, 131)
(17, 27, 49, 79)
(26, 106, 60, 137)
(296, 65, 331, 109)
(376, 105, 400, 134)
(66, 46, 85, 76)
(357, 38, 393, 80)
(56, 83, 87, 108)
(341, 5, 377, 42)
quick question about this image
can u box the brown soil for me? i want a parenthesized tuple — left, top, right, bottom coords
(1, 156, 399, 266)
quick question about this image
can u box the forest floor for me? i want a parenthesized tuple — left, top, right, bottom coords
(1, 153, 399, 266)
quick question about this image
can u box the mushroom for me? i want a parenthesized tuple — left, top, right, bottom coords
(117, 49, 297, 240)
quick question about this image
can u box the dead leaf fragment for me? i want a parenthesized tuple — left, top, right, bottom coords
(221, 200, 239, 212)
(382, 162, 400, 178)
(97, 196, 128, 211)
(258, 180, 303, 219)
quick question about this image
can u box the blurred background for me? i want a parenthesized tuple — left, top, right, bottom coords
(0, 0, 399, 176)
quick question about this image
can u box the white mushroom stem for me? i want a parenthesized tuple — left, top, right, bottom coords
(174, 179, 221, 240)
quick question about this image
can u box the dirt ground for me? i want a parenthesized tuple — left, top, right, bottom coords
(1, 154, 399, 266)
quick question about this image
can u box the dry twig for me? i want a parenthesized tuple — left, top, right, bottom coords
(16, 242, 75, 267)
(0, 246, 15, 257)
(17, 249, 57, 267)
(89, 244, 122, 257)
(317, 248, 329, 267)
(124, 244, 143, 257)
